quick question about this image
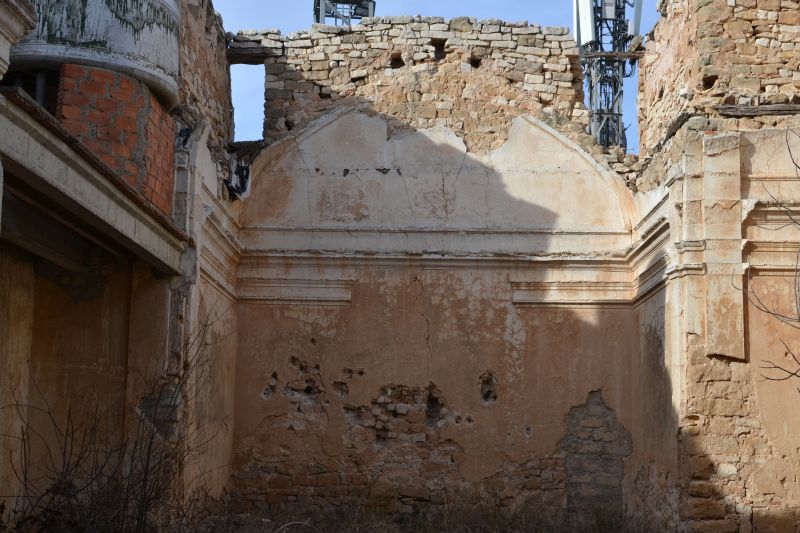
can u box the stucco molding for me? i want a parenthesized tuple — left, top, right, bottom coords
(237, 278, 354, 306)
(0, 0, 36, 77)
(244, 109, 637, 257)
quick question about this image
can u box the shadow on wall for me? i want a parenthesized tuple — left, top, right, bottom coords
(229, 79, 683, 529)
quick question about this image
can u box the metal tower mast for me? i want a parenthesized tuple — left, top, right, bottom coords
(314, 0, 375, 25)
(574, 0, 642, 150)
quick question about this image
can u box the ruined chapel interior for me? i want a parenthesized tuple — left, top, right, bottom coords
(2, 0, 800, 531)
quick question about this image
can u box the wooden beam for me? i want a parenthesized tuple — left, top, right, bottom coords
(1, 190, 90, 273)
(714, 104, 800, 117)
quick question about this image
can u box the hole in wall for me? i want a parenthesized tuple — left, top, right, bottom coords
(425, 385, 442, 428)
(431, 38, 447, 61)
(230, 64, 266, 141)
(390, 52, 405, 69)
(470, 54, 482, 69)
(333, 380, 349, 399)
(702, 74, 718, 90)
(480, 370, 498, 404)
(262, 372, 279, 400)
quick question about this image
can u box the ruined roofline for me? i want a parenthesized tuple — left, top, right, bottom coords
(232, 15, 572, 41)
(228, 15, 583, 140)
(225, 15, 654, 190)
(228, 16, 577, 66)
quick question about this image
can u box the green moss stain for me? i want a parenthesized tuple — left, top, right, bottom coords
(31, 0, 177, 48)
(104, 0, 178, 37)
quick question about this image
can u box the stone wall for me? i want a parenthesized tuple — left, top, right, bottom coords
(229, 17, 589, 153)
(179, 0, 233, 160)
(57, 63, 176, 215)
(638, 0, 800, 156)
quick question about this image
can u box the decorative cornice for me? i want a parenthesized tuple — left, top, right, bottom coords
(0, 0, 36, 76)
(237, 278, 355, 306)
(238, 251, 632, 270)
(0, 0, 36, 43)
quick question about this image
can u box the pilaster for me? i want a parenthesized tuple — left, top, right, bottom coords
(701, 133, 745, 360)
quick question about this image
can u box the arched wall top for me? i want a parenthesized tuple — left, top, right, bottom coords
(240, 108, 637, 256)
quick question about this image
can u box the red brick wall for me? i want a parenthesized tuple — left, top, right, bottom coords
(57, 64, 175, 216)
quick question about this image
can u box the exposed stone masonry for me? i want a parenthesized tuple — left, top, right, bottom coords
(680, 359, 790, 532)
(229, 16, 590, 154)
(234, 378, 572, 515)
(639, 0, 800, 156)
(179, 0, 233, 161)
(559, 391, 633, 519)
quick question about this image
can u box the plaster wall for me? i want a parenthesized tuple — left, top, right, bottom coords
(228, 108, 681, 517)
(181, 122, 241, 496)
(29, 267, 131, 412)
(0, 245, 34, 500)
(0, 245, 134, 494)
(232, 268, 645, 512)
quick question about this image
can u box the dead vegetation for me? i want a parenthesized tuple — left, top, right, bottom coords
(0, 310, 226, 533)
(194, 503, 639, 533)
(750, 128, 800, 387)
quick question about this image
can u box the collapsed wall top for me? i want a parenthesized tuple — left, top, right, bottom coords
(11, 0, 181, 107)
(229, 16, 586, 152)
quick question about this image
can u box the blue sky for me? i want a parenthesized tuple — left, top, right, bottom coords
(219, 1, 660, 152)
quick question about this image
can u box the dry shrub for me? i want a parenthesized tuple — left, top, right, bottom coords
(0, 313, 226, 533)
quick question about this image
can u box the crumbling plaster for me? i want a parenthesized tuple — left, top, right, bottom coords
(3, 0, 800, 527)
(216, 9, 800, 519)
(222, 105, 682, 517)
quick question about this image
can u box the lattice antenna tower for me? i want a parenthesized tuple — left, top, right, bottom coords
(314, 0, 376, 25)
(573, 0, 643, 150)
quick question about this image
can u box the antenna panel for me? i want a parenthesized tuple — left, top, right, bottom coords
(602, 0, 616, 19)
(631, 0, 643, 35)
(573, 0, 596, 47)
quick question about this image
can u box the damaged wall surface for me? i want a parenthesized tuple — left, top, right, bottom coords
(3, 0, 800, 530)
(228, 103, 678, 518)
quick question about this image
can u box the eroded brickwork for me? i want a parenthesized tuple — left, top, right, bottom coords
(57, 63, 175, 215)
